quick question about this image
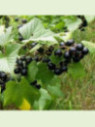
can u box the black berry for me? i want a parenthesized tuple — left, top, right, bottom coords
(54, 49, 62, 56)
(82, 47, 89, 55)
(21, 68, 27, 75)
(64, 51, 71, 59)
(48, 62, 56, 70)
(54, 68, 62, 75)
(65, 39, 74, 46)
(76, 43, 84, 51)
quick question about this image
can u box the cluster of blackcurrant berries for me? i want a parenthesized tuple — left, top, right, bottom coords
(0, 71, 9, 93)
(42, 39, 89, 75)
(14, 55, 32, 76)
(30, 80, 41, 89)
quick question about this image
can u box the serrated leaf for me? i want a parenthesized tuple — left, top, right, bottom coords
(0, 44, 21, 73)
(4, 78, 40, 108)
(47, 85, 63, 98)
(27, 61, 38, 82)
(19, 18, 56, 43)
(64, 17, 82, 31)
(34, 88, 52, 110)
(82, 40, 95, 54)
(36, 63, 54, 84)
(0, 27, 13, 46)
(68, 63, 86, 79)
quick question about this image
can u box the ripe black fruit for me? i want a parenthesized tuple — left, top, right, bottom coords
(69, 47, 76, 55)
(16, 59, 23, 66)
(65, 39, 74, 46)
(73, 57, 80, 62)
(0, 72, 7, 79)
(37, 47, 44, 54)
(54, 68, 62, 75)
(36, 84, 41, 89)
(82, 47, 89, 55)
(54, 49, 62, 56)
(31, 80, 37, 86)
(76, 43, 84, 51)
(64, 51, 71, 59)
(61, 66, 67, 72)
(48, 62, 56, 70)
(14, 68, 20, 74)
(60, 42, 65, 46)
(21, 68, 27, 75)
(26, 56, 32, 64)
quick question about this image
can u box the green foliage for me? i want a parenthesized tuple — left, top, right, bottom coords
(0, 15, 91, 110)
(0, 26, 13, 46)
(0, 43, 21, 73)
(4, 77, 40, 108)
(34, 88, 52, 110)
(68, 63, 86, 79)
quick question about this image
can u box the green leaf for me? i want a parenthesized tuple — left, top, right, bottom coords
(82, 40, 95, 54)
(36, 63, 54, 84)
(34, 88, 52, 110)
(27, 61, 38, 82)
(0, 26, 13, 46)
(64, 17, 82, 31)
(4, 77, 40, 108)
(68, 63, 86, 79)
(0, 43, 21, 73)
(19, 18, 56, 43)
(47, 85, 63, 98)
